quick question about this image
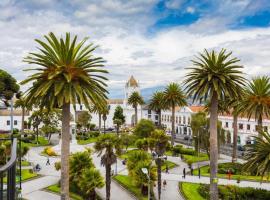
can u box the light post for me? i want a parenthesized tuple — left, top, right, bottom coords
(10, 98, 14, 136)
(142, 167, 150, 200)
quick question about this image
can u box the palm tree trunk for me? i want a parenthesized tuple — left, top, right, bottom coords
(135, 106, 138, 125)
(158, 109, 162, 128)
(209, 92, 218, 200)
(103, 119, 106, 134)
(171, 104, 175, 146)
(89, 190, 96, 200)
(232, 114, 238, 163)
(106, 164, 111, 200)
(157, 158, 162, 200)
(98, 113, 101, 133)
(21, 107, 25, 134)
(61, 103, 70, 200)
(258, 116, 263, 137)
(36, 127, 39, 144)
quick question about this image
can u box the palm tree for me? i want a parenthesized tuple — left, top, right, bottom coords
(128, 91, 144, 125)
(163, 83, 187, 146)
(101, 105, 109, 134)
(243, 131, 270, 179)
(94, 134, 121, 200)
(79, 168, 104, 200)
(184, 49, 245, 200)
(148, 91, 166, 128)
(150, 129, 168, 200)
(91, 103, 106, 133)
(14, 92, 29, 136)
(21, 32, 108, 200)
(240, 76, 270, 135)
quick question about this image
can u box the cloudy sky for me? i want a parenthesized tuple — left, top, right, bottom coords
(0, 0, 270, 98)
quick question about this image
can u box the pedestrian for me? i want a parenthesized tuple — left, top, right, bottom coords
(198, 167, 201, 179)
(227, 169, 232, 180)
(163, 180, 167, 190)
(191, 167, 193, 176)
(182, 168, 186, 179)
(165, 165, 169, 174)
(46, 157, 50, 165)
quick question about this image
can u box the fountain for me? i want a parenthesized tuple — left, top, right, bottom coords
(52, 122, 86, 155)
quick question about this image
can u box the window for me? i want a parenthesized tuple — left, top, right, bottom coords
(14, 120, 17, 125)
(148, 110, 151, 115)
(239, 123, 243, 130)
(7, 120, 10, 126)
(155, 115, 158, 120)
(183, 116, 186, 124)
(247, 124, 250, 130)
(176, 117, 178, 123)
(188, 117, 191, 125)
(179, 117, 181, 124)
(80, 105, 83, 110)
(225, 122, 229, 128)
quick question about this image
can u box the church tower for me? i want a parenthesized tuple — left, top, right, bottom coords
(124, 75, 140, 106)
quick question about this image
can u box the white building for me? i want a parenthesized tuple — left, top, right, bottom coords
(0, 109, 29, 132)
(71, 76, 268, 146)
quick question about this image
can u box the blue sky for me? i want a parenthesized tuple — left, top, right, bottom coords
(0, 0, 270, 98)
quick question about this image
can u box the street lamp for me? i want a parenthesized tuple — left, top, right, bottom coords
(142, 167, 150, 200)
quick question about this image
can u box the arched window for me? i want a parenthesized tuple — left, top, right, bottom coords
(188, 117, 191, 125)
(183, 116, 186, 124)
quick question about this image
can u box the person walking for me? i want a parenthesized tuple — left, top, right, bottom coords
(163, 180, 167, 190)
(182, 168, 186, 179)
(46, 157, 50, 165)
(165, 165, 169, 174)
(198, 167, 201, 179)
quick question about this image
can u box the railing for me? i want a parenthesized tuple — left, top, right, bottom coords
(0, 138, 17, 200)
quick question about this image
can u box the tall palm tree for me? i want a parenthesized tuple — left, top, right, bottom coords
(240, 76, 270, 135)
(150, 129, 168, 200)
(148, 91, 166, 128)
(184, 49, 245, 200)
(163, 83, 187, 146)
(243, 131, 270, 178)
(101, 105, 109, 134)
(91, 103, 106, 133)
(14, 92, 29, 136)
(21, 32, 108, 200)
(128, 91, 144, 125)
(94, 134, 121, 200)
(79, 168, 104, 200)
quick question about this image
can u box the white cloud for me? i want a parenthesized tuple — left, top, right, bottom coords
(0, 0, 269, 98)
(165, 0, 185, 9)
(186, 6, 195, 14)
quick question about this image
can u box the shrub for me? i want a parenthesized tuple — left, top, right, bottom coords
(54, 161, 61, 171)
(133, 119, 155, 138)
(44, 147, 57, 156)
(217, 162, 243, 175)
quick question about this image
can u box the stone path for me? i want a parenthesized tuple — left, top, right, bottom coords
(22, 144, 134, 200)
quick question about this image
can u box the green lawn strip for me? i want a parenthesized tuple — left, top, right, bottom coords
(118, 149, 139, 160)
(183, 153, 209, 164)
(21, 160, 31, 166)
(193, 165, 269, 182)
(161, 160, 178, 171)
(4, 169, 39, 183)
(22, 136, 50, 147)
(179, 182, 205, 200)
(113, 174, 148, 200)
(46, 184, 83, 200)
(165, 150, 173, 156)
(77, 137, 98, 145)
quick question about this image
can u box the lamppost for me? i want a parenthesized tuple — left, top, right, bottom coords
(142, 167, 150, 200)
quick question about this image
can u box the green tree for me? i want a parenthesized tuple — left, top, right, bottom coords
(184, 49, 245, 200)
(21, 32, 108, 199)
(148, 91, 166, 128)
(0, 69, 19, 105)
(77, 111, 91, 132)
(163, 83, 187, 146)
(79, 168, 104, 200)
(120, 133, 135, 152)
(94, 134, 121, 200)
(243, 131, 270, 179)
(127, 150, 157, 196)
(191, 112, 207, 156)
(149, 130, 168, 200)
(28, 110, 42, 144)
(240, 76, 270, 135)
(133, 119, 155, 138)
(113, 105, 125, 135)
(128, 91, 144, 126)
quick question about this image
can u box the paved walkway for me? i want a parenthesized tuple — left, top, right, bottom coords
(22, 144, 134, 200)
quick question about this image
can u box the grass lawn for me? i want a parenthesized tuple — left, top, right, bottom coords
(193, 165, 269, 182)
(4, 169, 38, 183)
(183, 153, 209, 164)
(113, 175, 148, 200)
(21, 160, 31, 166)
(118, 149, 139, 160)
(77, 137, 98, 145)
(165, 150, 173, 156)
(179, 182, 205, 200)
(161, 160, 178, 171)
(22, 136, 50, 147)
(46, 184, 83, 200)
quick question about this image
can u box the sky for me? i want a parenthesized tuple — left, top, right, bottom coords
(0, 0, 270, 98)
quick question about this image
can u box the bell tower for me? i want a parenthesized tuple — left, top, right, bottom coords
(124, 75, 140, 106)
